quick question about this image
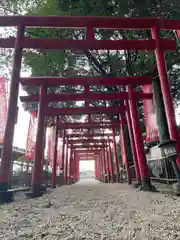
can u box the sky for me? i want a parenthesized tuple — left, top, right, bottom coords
(13, 72, 30, 149)
(80, 160, 95, 171)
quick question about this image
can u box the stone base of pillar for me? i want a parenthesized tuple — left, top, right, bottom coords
(113, 174, 120, 183)
(109, 174, 117, 183)
(172, 182, 180, 196)
(100, 175, 103, 182)
(132, 181, 141, 188)
(140, 178, 156, 192)
(0, 183, 14, 203)
(0, 190, 14, 203)
(26, 184, 46, 198)
(51, 185, 56, 189)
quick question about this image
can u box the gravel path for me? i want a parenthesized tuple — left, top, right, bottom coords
(0, 179, 180, 240)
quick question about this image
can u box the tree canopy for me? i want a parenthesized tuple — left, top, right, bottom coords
(1, 0, 180, 109)
(1, 0, 180, 163)
(1, 0, 179, 126)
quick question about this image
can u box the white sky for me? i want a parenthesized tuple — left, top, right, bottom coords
(80, 160, 95, 171)
(13, 73, 30, 149)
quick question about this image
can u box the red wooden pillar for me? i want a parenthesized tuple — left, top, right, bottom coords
(64, 137, 69, 184)
(76, 153, 80, 181)
(102, 148, 108, 183)
(68, 146, 73, 184)
(72, 152, 76, 183)
(100, 150, 105, 182)
(70, 150, 74, 182)
(76, 156, 80, 181)
(112, 128, 120, 182)
(125, 100, 141, 182)
(96, 157, 99, 180)
(119, 114, 131, 184)
(0, 25, 24, 202)
(98, 156, 101, 181)
(61, 130, 65, 184)
(128, 86, 152, 190)
(52, 116, 59, 188)
(95, 158, 97, 179)
(101, 151, 105, 182)
(152, 27, 180, 168)
(106, 147, 112, 183)
(105, 148, 110, 183)
(73, 152, 77, 181)
(108, 139, 114, 182)
(30, 84, 47, 197)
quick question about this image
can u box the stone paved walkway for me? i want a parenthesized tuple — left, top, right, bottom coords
(0, 179, 180, 239)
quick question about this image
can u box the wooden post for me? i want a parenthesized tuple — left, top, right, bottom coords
(52, 116, 59, 188)
(0, 25, 24, 202)
(30, 84, 47, 197)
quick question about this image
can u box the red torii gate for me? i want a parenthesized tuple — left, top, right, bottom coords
(0, 16, 179, 202)
(72, 144, 111, 182)
(21, 83, 148, 191)
(49, 119, 119, 187)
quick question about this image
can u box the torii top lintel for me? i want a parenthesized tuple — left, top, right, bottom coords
(58, 121, 121, 130)
(20, 92, 152, 103)
(47, 105, 126, 116)
(0, 16, 180, 29)
(20, 76, 152, 87)
(66, 133, 112, 138)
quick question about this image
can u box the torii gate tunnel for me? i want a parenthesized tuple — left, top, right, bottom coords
(0, 16, 180, 201)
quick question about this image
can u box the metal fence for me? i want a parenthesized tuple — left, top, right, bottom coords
(121, 157, 177, 184)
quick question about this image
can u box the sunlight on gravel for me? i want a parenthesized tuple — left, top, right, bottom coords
(0, 179, 180, 239)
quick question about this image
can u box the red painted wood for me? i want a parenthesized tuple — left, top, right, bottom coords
(32, 85, 47, 186)
(128, 86, 149, 180)
(59, 122, 121, 129)
(112, 128, 120, 182)
(20, 76, 152, 87)
(52, 116, 59, 188)
(78, 154, 98, 158)
(66, 133, 112, 138)
(72, 144, 108, 149)
(125, 100, 140, 181)
(0, 25, 24, 184)
(47, 106, 126, 116)
(0, 16, 180, 30)
(20, 92, 153, 102)
(74, 150, 101, 153)
(78, 156, 97, 158)
(64, 137, 69, 184)
(68, 139, 111, 144)
(0, 38, 176, 51)
(119, 113, 131, 184)
(68, 137, 111, 142)
(105, 148, 110, 183)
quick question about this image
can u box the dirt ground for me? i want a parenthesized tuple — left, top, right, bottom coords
(0, 179, 179, 240)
